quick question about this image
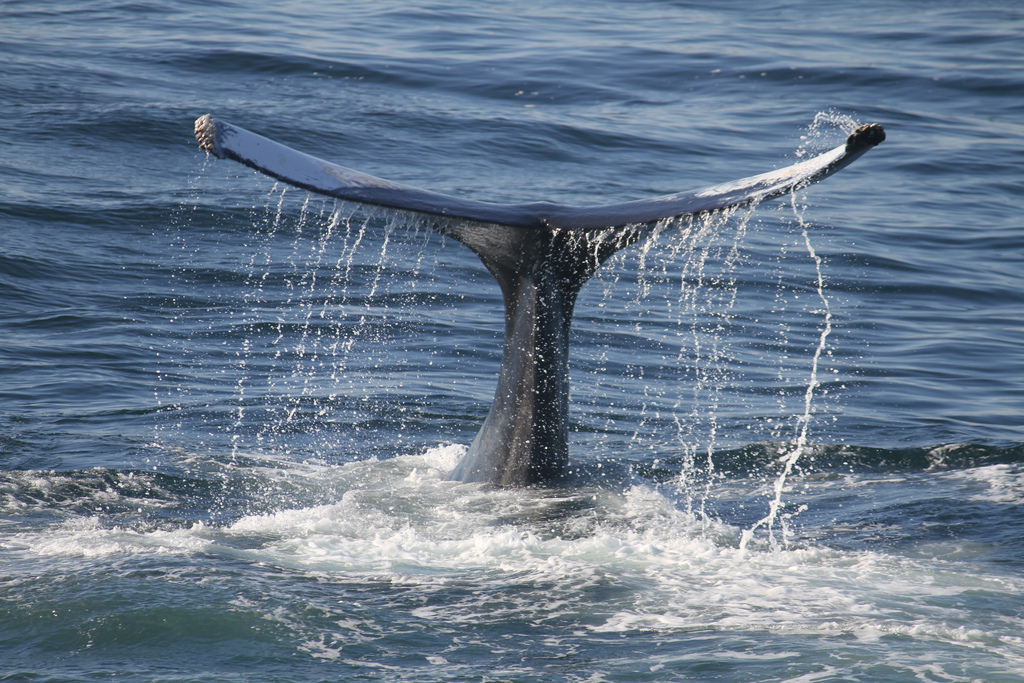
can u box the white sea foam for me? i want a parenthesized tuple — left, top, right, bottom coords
(7, 446, 1022, 666)
(944, 463, 1024, 504)
(13, 515, 212, 558)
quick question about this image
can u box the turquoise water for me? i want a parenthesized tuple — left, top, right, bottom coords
(2, 1, 1023, 681)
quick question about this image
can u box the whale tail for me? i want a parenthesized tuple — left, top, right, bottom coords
(194, 114, 884, 486)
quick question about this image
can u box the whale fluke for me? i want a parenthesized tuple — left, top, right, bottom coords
(194, 113, 884, 486)
(194, 114, 883, 232)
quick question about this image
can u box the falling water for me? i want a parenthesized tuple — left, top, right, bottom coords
(589, 207, 757, 518)
(739, 196, 832, 551)
(219, 193, 456, 461)
(164, 140, 852, 539)
(736, 114, 861, 549)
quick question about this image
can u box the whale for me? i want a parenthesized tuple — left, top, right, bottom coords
(194, 114, 884, 486)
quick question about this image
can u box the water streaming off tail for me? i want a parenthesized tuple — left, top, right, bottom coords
(159, 184, 482, 465)
(160, 162, 848, 547)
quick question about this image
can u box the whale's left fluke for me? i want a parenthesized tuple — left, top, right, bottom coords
(194, 113, 884, 486)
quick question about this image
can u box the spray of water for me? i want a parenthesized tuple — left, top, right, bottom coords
(739, 194, 831, 551)
(167, 116, 855, 546)
(674, 208, 752, 521)
(737, 113, 861, 550)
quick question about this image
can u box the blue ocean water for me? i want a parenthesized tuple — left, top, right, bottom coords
(2, 1, 1023, 681)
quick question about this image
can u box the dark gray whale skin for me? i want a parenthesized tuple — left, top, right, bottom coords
(194, 114, 884, 486)
(442, 223, 635, 485)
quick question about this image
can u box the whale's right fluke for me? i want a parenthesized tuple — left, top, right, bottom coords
(194, 114, 884, 486)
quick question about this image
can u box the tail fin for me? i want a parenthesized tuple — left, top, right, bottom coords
(194, 114, 884, 486)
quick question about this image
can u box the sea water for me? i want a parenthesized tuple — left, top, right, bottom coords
(2, 1, 1023, 681)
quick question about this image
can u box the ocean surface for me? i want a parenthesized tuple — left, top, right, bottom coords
(2, 1, 1023, 681)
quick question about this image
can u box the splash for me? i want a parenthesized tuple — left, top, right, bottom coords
(9, 449, 1024, 678)
(796, 110, 863, 158)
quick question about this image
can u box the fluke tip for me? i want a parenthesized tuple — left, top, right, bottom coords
(194, 114, 218, 156)
(846, 123, 885, 154)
